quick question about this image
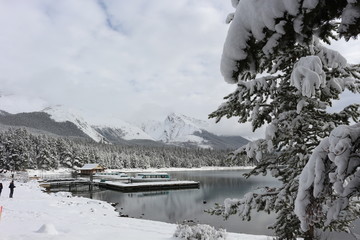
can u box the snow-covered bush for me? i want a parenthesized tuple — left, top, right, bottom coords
(173, 223, 226, 240)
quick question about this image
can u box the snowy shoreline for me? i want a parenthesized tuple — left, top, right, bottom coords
(0, 179, 271, 240)
(114, 166, 255, 173)
(26, 166, 255, 177)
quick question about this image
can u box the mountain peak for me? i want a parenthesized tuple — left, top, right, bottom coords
(0, 110, 10, 116)
(42, 106, 105, 143)
(93, 119, 154, 141)
(141, 113, 210, 146)
(42, 105, 81, 122)
(165, 113, 209, 130)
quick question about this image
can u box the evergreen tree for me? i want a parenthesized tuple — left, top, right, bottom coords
(295, 123, 360, 236)
(0, 128, 232, 171)
(209, 1, 360, 239)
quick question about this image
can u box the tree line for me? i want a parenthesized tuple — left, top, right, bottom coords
(0, 128, 246, 171)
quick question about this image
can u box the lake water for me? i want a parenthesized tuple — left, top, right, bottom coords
(73, 169, 280, 235)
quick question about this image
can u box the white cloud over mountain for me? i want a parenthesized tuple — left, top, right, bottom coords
(0, 0, 358, 140)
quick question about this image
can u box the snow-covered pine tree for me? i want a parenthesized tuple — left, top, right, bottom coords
(208, 1, 360, 239)
(295, 123, 360, 235)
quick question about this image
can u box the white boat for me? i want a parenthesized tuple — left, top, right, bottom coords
(131, 172, 171, 182)
(93, 172, 129, 180)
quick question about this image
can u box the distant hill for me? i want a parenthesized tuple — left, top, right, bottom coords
(0, 111, 90, 139)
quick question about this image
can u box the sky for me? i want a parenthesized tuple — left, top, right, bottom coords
(0, 0, 359, 139)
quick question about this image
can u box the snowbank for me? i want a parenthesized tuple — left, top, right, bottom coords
(0, 180, 271, 240)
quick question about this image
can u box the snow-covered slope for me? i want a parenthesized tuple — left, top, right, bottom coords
(142, 113, 211, 147)
(42, 106, 105, 143)
(0, 110, 9, 116)
(94, 120, 154, 141)
(43, 106, 155, 142)
(142, 113, 249, 149)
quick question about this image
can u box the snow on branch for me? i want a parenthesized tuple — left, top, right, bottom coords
(290, 40, 360, 114)
(290, 56, 326, 98)
(339, 1, 360, 40)
(236, 139, 268, 162)
(221, 0, 303, 83)
(209, 76, 277, 127)
(221, 0, 360, 83)
(295, 123, 360, 232)
(208, 188, 280, 222)
(314, 39, 347, 69)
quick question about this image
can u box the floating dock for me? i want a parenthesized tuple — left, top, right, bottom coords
(39, 179, 93, 191)
(97, 180, 199, 192)
(39, 179, 200, 192)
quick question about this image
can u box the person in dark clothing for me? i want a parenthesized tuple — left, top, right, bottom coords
(0, 182, 3, 196)
(9, 180, 15, 198)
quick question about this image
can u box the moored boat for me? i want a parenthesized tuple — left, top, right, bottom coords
(93, 172, 129, 180)
(131, 172, 171, 182)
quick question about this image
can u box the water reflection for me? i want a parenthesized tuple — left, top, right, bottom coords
(75, 169, 279, 235)
(134, 191, 169, 197)
(66, 169, 360, 238)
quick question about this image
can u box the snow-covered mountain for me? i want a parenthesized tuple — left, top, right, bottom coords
(0, 110, 9, 116)
(0, 110, 91, 140)
(142, 113, 209, 143)
(43, 106, 156, 143)
(141, 113, 249, 149)
(93, 121, 154, 142)
(0, 106, 249, 149)
(42, 106, 105, 143)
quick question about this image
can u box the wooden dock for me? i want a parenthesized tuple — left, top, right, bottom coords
(39, 179, 200, 192)
(39, 179, 94, 191)
(97, 180, 200, 192)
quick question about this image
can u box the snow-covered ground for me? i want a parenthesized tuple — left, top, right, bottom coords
(0, 179, 272, 240)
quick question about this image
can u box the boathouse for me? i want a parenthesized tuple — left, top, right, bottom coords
(78, 164, 105, 175)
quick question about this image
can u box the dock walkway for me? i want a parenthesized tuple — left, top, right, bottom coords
(39, 179, 93, 191)
(97, 180, 199, 192)
(39, 179, 200, 192)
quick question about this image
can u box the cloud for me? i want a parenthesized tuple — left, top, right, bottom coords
(0, 0, 358, 139)
(0, 94, 48, 114)
(0, 0, 233, 116)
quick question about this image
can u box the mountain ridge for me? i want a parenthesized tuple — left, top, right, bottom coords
(0, 106, 249, 150)
(141, 112, 249, 149)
